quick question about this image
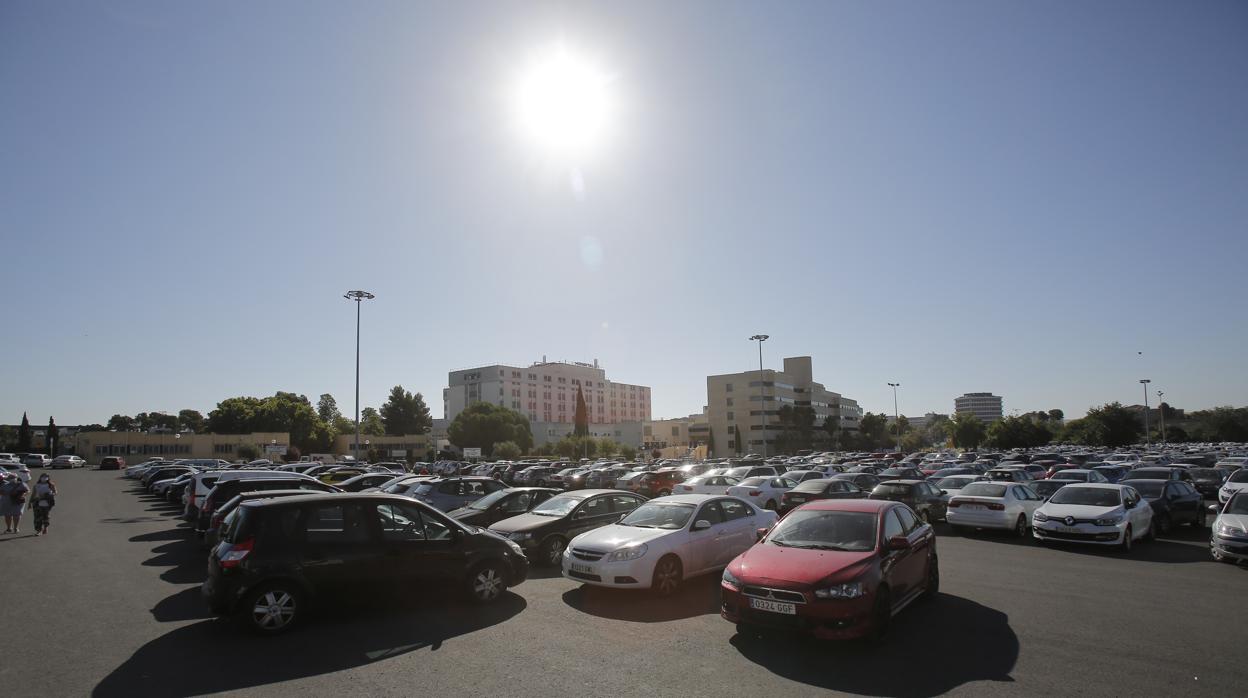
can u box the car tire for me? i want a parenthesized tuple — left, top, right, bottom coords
(240, 583, 304, 635)
(651, 555, 683, 597)
(923, 557, 939, 598)
(658, 489, 671, 497)
(868, 587, 891, 643)
(1156, 514, 1171, 536)
(467, 561, 508, 604)
(542, 536, 568, 566)
(764, 500, 777, 511)
(1119, 525, 1133, 553)
(1013, 515, 1028, 539)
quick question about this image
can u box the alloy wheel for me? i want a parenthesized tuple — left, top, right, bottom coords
(251, 590, 297, 632)
(545, 537, 567, 566)
(653, 558, 681, 596)
(472, 566, 504, 602)
(1015, 515, 1027, 538)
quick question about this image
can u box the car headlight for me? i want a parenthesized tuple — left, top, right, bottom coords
(508, 532, 532, 541)
(1217, 523, 1248, 539)
(506, 540, 524, 555)
(722, 567, 740, 587)
(606, 543, 648, 562)
(1095, 515, 1124, 526)
(814, 582, 864, 600)
(1033, 512, 1049, 523)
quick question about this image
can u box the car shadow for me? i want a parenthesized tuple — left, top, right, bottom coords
(151, 586, 209, 623)
(94, 593, 526, 697)
(140, 538, 210, 584)
(1039, 537, 1210, 564)
(561, 572, 721, 622)
(729, 593, 1017, 697)
(130, 529, 190, 543)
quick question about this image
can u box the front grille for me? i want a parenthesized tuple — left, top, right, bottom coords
(570, 548, 605, 562)
(567, 571, 602, 582)
(742, 586, 807, 604)
(1039, 529, 1117, 542)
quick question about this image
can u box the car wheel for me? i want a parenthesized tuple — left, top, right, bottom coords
(1156, 514, 1171, 536)
(764, 500, 777, 511)
(868, 587, 891, 643)
(923, 557, 939, 597)
(467, 562, 508, 604)
(1013, 515, 1028, 539)
(542, 536, 568, 566)
(241, 583, 303, 635)
(658, 489, 671, 497)
(1119, 525, 1133, 553)
(536, 480, 546, 488)
(918, 509, 930, 524)
(651, 555, 682, 597)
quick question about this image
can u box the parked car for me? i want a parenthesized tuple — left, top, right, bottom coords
(724, 465, 780, 480)
(1032, 484, 1154, 551)
(877, 467, 924, 482)
(1031, 479, 1072, 500)
(947, 482, 1044, 537)
(726, 476, 797, 512)
(487, 489, 648, 566)
(1188, 468, 1231, 500)
(931, 475, 985, 503)
(779, 479, 866, 514)
(1129, 480, 1205, 534)
(832, 472, 881, 491)
(868, 480, 948, 523)
(782, 470, 831, 484)
(184, 470, 310, 522)
(49, 455, 86, 469)
(1121, 467, 1194, 484)
(445, 487, 559, 527)
(1218, 468, 1248, 504)
(562, 495, 777, 595)
(335, 473, 402, 492)
(1209, 491, 1248, 563)
(986, 468, 1033, 483)
(721, 498, 938, 641)
(675, 475, 741, 496)
(23, 454, 52, 468)
(1091, 465, 1129, 483)
(203, 493, 528, 633)
(627, 470, 687, 498)
(197, 476, 341, 535)
(203, 489, 321, 548)
(398, 476, 508, 511)
(1047, 469, 1109, 484)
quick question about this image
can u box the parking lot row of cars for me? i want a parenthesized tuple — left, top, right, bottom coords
(114, 443, 1248, 640)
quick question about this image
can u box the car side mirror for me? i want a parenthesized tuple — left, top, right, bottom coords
(573, 511, 586, 520)
(756, 527, 770, 542)
(1208, 504, 1220, 513)
(692, 519, 711, 531)
(887, 535, 911, 551)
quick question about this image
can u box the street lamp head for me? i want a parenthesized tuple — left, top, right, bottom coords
(749, 334, 769, 342)
(1139, 379, 1151, 384)
(344, 290, 376, 301)
(887, 382, 900, 388)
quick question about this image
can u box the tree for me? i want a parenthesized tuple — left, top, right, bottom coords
(1047, 409, 1064, 422)
(284, 446, 302, 462)
(857, 412, 890, 450)
(493, 441, 522, 460)
(822, 417, 841, 450)
(236, 444, 261, 461)
(17, 412, 32, 451)
(447, 402, 534, 456)
(106, 414, 134, 432)
(206, 397, 263, 433)
(317, 394, 341, 423)
(619, 445, 638, 461)
(1186, 407, 1248, 443)
(733, 424, 744, 456)
(178, 409, 206, 434)
(573, 387, 589, 437)
(706, 427, 715, 458)
(949, 412, 986, 449)
(332, 415, 356, 437)
(380, 385, 432, 435)
(1082, 402, 1142, 447)
(47, 417, 59, 456)
(359, 407, 385, 436)
(986, 415, 1052, 449)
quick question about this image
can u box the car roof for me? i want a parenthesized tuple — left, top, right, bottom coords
(548, 488, 624, 499)
(243, 492, 416, 509)
(648, 493, 728, 504)
(881, 479, 926, 485)
(1059, 483, 1129, 490)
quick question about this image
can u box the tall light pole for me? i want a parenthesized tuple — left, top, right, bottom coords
(1156, 390, 1166, 444)
(887, 383, 901, 452)
(1139, 379, 1151, 447)
(345, 291, 375, 461)
(749, 334, 769, 458)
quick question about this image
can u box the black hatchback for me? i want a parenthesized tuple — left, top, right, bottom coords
(446, 487, 560, 527)
(203, 493, 528, 634)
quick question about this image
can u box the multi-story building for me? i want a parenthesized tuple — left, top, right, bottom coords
(707, 356, 858, 457)
(955, 393, 1003, 424)
(75, 431, 291, 463)
(444, 358, 651, 447)
(643, 410, 710, 451)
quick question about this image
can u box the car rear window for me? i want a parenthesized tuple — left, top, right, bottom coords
(959, 483, 1007, 498)
(874, 483, 912, 494)
(792, 480, 830, 493)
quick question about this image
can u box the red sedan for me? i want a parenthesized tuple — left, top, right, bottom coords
(720, 498, 938, 641)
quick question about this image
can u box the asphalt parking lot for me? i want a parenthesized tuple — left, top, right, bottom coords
(2, 469, 1245, 698)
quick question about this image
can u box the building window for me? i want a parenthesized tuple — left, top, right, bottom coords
(727, 412, 734, 420)
(726, 398, 734, 407)
(726, 383, 733, 392)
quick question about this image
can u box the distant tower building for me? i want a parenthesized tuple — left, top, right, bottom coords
(954, 393, 1003, 424)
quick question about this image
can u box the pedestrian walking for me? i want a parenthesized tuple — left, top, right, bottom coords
(1, 474, 29, 533)
(30, 473, 56, 536)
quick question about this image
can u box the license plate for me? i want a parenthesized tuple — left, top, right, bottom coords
(789, 497, 806, 503)
(963, 504, 984, 510)
(749, 597, 796, 615)
(570, 563, 594, 575)
(1058, 526, 1079, 533)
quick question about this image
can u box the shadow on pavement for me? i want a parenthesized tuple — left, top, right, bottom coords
(729, 593, 1016, 697)
(561, 572, 721, 622)
(151, 586, 209, 623)
(94, 593, 526, 697)
(99, 516, 179, 524)
(1039, 537, 1210, 564)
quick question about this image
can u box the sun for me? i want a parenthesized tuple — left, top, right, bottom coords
(512, 43, 613, 158)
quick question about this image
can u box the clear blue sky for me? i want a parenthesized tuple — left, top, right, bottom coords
(2, 1, 1246, 426)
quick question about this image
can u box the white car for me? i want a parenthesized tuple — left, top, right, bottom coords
(561, 494, 778, 594)
(674, 475, 741, 495)
(1047, 469, 1109, 484)
(1104, 453, 1141, 465)
(947, 481, 1045, 537)
(1215, 457, 1247, 470)
(931, 474, 985, 503)
(1218, 469, 1248, 504)
(726, 476, 797, 511)
(1210, 491, 1248, 563)
(49, 455, 86, 469)
(1032, 483, 1154, 551)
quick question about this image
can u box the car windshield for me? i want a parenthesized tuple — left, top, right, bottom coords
(1049, 487, 1121, 507)
(726, 467, 751, 478)
(959, 483, 1007, 498)
(873, 483, 911, 494)
(1226, 495, 1248, 515)
(412, 483, 436, 495)
(1189, 469, 1222, 480)
(1034, 481, 1067, 494)
(467, 489, 512, 510)
(793, 480, 831, 493)
(1055, 472, 1088, 482)
(738, 477, 768, 487)
(381, 479, 417, 494)
(1129, 481, 1166, 498)
(767, 510, 877, 552)
(530, 495, 581, 517)
(937, 476, 977, 489)
(1229, 470, 1248, 484)
(619, 502, 695, 529)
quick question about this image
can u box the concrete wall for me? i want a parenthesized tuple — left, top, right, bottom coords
(76, 431, 291, 464)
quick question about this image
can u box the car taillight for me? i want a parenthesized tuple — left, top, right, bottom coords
(681, 485, 692, 491)
(188, 492, 196, 508)
(749, 490, 762, 497)
(948, 501, 961, 508)
(988, 503, 1005, 510)
(219, 538, 254, 569)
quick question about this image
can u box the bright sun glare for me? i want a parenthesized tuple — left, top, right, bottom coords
(512, 43, 612, 158)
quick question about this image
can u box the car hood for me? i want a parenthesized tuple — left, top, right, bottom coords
(487, 512, 560, 533)
(732, 542, 874, 587)
(1039, 502, 1120, 519)
(447, 507, 489, 523)
(571, 524, 673, 550)
(1215, 512, 1248, 530)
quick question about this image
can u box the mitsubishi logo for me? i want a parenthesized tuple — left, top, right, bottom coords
(766, 590, 775, 599)
(1064, 516, 1075, 526)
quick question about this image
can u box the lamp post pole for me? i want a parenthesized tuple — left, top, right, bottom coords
(345, 291, 375, 462)
(887, 383, 901, 452)
(1140, 379, 1152, 447)
(1156, 390, 1165, 444)
(749, 335, 769, 458)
